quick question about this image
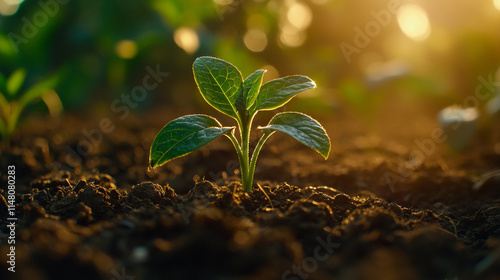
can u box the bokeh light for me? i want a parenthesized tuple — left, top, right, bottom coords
(279, 25, 306, 47)
(115, 40, 138, 59)
(174, 27, 200, 54)
(1, 0, 499, 124)
(287, 1, 312, 30)
(0, 0, 24, 16)
(279, 0, 312, 48)
(494, 0, 500, 11)
(244, 29, 268, 52)
(397, 4, 431, 41)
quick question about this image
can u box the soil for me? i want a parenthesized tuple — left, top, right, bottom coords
(1, 99, 500, 280)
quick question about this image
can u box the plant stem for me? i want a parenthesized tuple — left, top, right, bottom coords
(240, 115, 253, 191)
(228, 114, 272, 191)
(226, 119, 252, 191)
(226, 131, 244, 183)
(248, 131, 274, 189)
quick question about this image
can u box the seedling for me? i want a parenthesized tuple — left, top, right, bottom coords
(0, 69, 61, 147)
(149, 57, 330, 191)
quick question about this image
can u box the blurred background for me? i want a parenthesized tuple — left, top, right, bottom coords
(0, 0, 499, 129)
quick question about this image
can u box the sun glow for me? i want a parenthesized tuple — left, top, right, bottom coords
(0, 0, 24, 15)
(244, 28, 268, 52)
(115, 40, 138, 59)
(287, 2, 312, 30)
(279, 0, 312, 48)
(397, 4, 431, 41)
(174, 27, 200, 54)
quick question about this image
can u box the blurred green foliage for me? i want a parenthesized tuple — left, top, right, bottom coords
(0, 68, 60, 143)
(0, 0, 498, 119)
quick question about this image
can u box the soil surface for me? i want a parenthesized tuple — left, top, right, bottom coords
(1, 100, 500, 280)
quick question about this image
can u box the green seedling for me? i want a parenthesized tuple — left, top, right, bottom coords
(0, 69, 61, 146)
(149, 57, 330, 191)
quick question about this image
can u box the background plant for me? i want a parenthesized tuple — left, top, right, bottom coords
(149, 56, 330, 191)
(1, 0, 498, 122)
(0, 69, 61, 146)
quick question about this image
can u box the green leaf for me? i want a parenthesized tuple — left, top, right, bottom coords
(7, 69, 27, 96)
(235, 69, 266, 118)
(251, 75, 316, 113)
(149, 114, 234, 168)
(6, 74, 59, 138)
(193, 57, 243, 121)
(243, 69, 266, 110)
(18, 74, 59, 110)
(259, 112, 330, 159)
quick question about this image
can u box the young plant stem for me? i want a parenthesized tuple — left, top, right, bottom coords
(227, 113, 275, 191)
(227, 113, 263, 191)
(226, 122, 252, 190)
(240, 115, 253, 191)
(248, 131, 274, 189)
(226, 132, 243, 169)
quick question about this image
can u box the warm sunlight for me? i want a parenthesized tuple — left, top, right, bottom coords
(174, 27, 199, 54)
(287, 1, 312, 30)
(0, 0, 24, 16)
(279, 25, 306, 47)
(3, 1, 500, 279)
(494, 0, 500, 11)
(279, 0, 312, 48)
(244, 28, 268, 52)
(397, 4, 431, 41)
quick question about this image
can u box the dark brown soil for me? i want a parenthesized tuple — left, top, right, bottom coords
(1, 101, 500, 280)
